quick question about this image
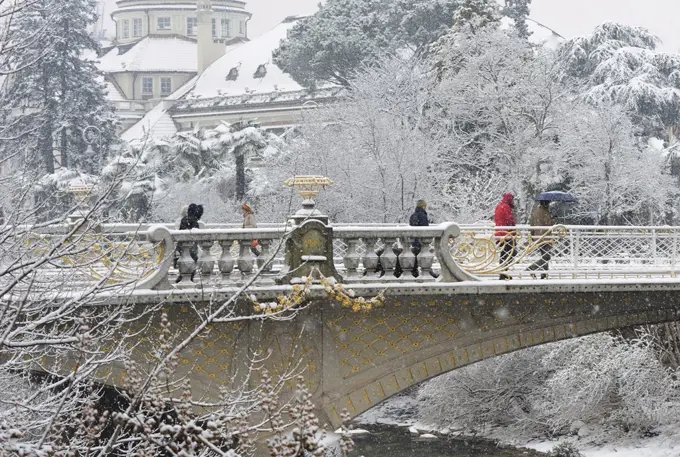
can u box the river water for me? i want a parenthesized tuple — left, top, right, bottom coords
(349, 424, 546, 457)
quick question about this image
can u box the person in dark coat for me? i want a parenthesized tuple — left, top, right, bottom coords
(527, 200, 555, 279)
(408, 199, 430, 277)
(494, 193, 516, 280)
(177, 203, 202, 282)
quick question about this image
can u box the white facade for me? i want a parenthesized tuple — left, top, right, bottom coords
(101, 0, 252, 131)
(111, 0, 250, 45)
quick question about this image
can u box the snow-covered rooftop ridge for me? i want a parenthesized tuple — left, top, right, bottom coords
(188, 19, 303, 99)
(98, 36, 199, 73)
(113, 4, 245, 13)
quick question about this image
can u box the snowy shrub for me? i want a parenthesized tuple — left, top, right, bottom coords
(103, 123, 289, 222)
(417, 333, 680, 438)
(547, 442, 584, 457)
(417, 345, 552, 432)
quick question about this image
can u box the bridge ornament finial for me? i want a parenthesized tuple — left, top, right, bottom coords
(283, 175, 334, 225)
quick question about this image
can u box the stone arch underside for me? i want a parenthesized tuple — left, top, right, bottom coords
(318, 285, 680, 427)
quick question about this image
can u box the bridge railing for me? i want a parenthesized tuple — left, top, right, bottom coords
(452, 224, 680, 279)
(139, 223, 471, 289)
(12, 222, 680, 291)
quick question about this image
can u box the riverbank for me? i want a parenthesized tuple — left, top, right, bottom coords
(354, 393, 680, 457)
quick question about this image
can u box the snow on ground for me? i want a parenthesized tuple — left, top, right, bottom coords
(525, 431, 680, 457)
(357, 392, 680, 456)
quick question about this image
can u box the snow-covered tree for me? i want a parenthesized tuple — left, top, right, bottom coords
(273, 0, 460, 88)
(104, 122, 287, 222)
(280, 55, 444, 223)
(502, 0, 532, 38)
(557, 22, 680, 143)
(452, 0, 501, 33)
(0, 168, 355, 456)
(0, 0, 117, 177)
(418, 333, 680, 438)
(430, 24, 675, 223)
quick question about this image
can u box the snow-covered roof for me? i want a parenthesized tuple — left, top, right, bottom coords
(188, 20, 302, 99)
(527, 19, 565, 50)
(113, 4, 246, 14)
(99, 36, 199, 73)
(121, 102, 178, 142)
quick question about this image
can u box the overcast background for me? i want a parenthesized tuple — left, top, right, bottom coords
(100, 0, 679, 51)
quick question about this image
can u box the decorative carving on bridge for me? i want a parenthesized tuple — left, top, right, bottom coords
(279, 219, 342, 284)
(451, 225, 569, 276)
(327, 306, 463, 379)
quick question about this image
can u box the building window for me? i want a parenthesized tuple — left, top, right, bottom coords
(186, 17, 197, 36)
(212, 18, 217, 37)
(133, 18, 143, 37)
(239, 20, 245, 35)
(160, 77, 172, 96)
(221, 18, 230, 37)
(157, 17, 171, 31)
(142, 77, 153, 97)
(122, 19, 129, 39)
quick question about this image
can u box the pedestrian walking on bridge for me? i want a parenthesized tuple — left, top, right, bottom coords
(494, 193, 517, 280)
(527, 199, 555, 279)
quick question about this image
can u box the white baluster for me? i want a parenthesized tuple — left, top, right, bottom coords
(176, 240, 195, 283)
(361, 238, 380, 281)
(418, 237, 435, 280)
(381, 237, 398, 279)
(197, 240, 215, 277)
(399, 237, 417, 280)
(218, 240, 234, 280)
(238, 240, 256, 279)
(343, 238, 361, 282)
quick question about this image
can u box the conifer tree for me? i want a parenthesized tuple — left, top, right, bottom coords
(503, 0, 532, 38)
(0, 0, 117, 177)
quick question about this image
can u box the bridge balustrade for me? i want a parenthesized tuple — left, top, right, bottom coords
(12, 223, 680, 291)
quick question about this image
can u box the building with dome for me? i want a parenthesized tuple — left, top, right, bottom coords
(100, 0, 253, 132)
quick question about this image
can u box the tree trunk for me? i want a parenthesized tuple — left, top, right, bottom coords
(235, 151, 245, 201)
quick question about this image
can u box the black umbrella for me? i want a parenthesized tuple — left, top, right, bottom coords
(535, 191, 578, 203)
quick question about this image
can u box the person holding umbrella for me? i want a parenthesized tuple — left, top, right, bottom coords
(527, 191, 578, 279)
(528, 199, 555, 279)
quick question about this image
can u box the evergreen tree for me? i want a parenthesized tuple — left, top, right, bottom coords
(557, 22, 680, 142)
(452, 0, 501, 33)
(273, 0, 459, 88)
(0, 0, 117, 177)
(502, 0, 532, 38)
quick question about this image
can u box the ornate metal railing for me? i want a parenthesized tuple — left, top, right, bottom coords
(11, 223, 680, 291)
(452, 225, 680, 279)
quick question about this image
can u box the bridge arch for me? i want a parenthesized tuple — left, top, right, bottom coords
(317, 282, 680, 426)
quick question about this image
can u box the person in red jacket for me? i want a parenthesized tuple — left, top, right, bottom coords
(494, 193, 517, 280)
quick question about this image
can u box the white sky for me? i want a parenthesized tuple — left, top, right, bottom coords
(245, 0, 680, 52)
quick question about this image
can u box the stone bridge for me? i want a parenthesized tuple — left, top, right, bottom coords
(11, 202, 680, 428)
